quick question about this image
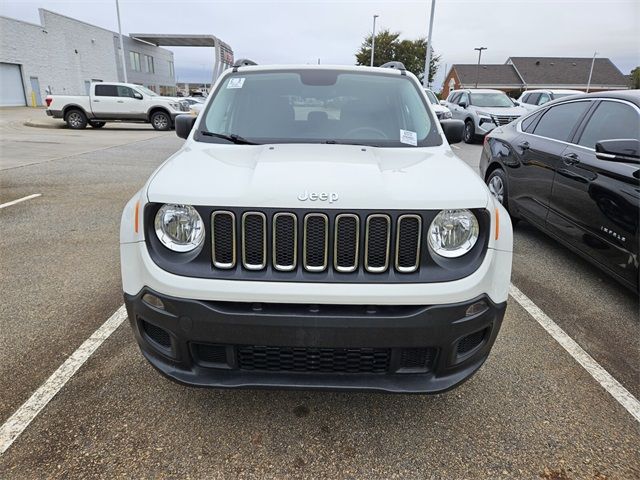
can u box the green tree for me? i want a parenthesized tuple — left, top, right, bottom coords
(355, 29, 440, 83)
(630, 67, 640, 89)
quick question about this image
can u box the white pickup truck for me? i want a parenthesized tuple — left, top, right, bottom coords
(45, 82, 190, 130)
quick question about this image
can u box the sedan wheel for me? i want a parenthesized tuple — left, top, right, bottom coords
(488, 174, 505, 204)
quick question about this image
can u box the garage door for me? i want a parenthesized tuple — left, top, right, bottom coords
(0, 63, 26, 106)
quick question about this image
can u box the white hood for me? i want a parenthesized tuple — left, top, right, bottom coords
(146, 142, 490, 210)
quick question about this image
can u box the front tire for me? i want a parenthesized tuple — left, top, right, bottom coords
(65, 109, 88, 129)
(151, 111, 171, 131)
(89, 121, 106, 129)
(463, 120, 475, 144)
(487, 168, 519, 223)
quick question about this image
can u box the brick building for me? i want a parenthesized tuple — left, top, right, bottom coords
(442, 56, 629, 98)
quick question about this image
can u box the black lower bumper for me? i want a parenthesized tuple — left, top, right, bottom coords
(124, 288, 506, 393)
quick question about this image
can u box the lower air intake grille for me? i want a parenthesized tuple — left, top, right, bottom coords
(141, 320, 171, 348)
(237, 345, 390, 374)
(399, 348, 433, 369)
(457, 328, 488, 355)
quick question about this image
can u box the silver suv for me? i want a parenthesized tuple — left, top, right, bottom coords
(444, 89, 527, 143)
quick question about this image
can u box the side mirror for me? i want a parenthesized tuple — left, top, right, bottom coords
(595, 139, 640, 163)
(133, 92, 143, 100)
(513, 101, 520, 106)
(440, 119, 465, 144)
(175, 114, 196, 139)
(458, 101, 468, 109)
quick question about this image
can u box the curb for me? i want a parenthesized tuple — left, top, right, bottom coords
(23, 120, 65, 129)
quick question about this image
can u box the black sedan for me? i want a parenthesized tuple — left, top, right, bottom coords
(479, 90, 640, 292)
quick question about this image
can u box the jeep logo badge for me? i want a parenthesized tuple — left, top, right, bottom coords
(298, 191, 339, 204)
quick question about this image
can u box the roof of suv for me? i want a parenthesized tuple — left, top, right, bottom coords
(544, 89, 640, 107)
(230, 64, 406, 76)
(449, 88, 507, 95)
(523, 89, 583, 94)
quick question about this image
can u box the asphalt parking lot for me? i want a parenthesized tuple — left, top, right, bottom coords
(0, 116, 638, 479)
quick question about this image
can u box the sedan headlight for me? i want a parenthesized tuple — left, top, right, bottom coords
(154, 204, 205, 252)
(428, 209, 479, 258)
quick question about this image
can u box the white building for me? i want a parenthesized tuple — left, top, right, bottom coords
(0, 9, 176, 106)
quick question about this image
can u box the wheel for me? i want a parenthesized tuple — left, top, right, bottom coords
(65, 109, 88, 129)
(151, 111, 171, 131)
(89, 121, 106, 129)
(463, 120, 475, 144)
(486, 168, 519, 223)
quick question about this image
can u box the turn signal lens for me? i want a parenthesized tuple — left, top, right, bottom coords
(142, 293, 165, 310)
(465, 301, 488, 316)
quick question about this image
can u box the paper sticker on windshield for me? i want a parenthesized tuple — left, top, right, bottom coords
(227, 78, 245, 89)
(400, 129, 417, 146)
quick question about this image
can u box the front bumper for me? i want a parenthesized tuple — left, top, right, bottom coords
(125, 288, 506, 393)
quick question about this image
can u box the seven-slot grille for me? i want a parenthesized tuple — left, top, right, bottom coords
(210, 211, 423, 274)
(490, 114, 520, 126)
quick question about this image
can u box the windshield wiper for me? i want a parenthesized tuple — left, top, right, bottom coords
(199, 131, 260, 145)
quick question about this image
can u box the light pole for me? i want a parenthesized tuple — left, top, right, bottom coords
(474, 47, 487, 88)
(370, 14, 379, 67)
(423, 0, 436, 88)
(115, 0, 128, 83)
(586, 51, 598, 93)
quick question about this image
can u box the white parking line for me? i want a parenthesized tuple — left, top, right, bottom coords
(0, 193, 42, 209)
(0, 305, 127, 455)
(451, 144, 461, 150)
(509, 284, 640, 423)
(1, 284, 639, 456)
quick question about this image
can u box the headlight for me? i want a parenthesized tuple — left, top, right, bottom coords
(428, 209, 479, 258)
(154, 204, 205, 252)
(443, 110, 452, 119)
(168, 102, 181, 110)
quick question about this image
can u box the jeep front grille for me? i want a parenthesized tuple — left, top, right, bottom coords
(210, 210, 424, 275)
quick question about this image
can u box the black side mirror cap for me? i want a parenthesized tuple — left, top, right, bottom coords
(595, 139, 640, 163)
(440, 119, 465, 144)
(134, 92, 143, 100)
(175, 114, 196, 139)
(459, 102, 468, 109)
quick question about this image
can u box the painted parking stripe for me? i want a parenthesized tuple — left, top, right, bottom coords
(0, 305, 127, 455)
(451, 144, 461, 150)
(0, 193, 41, 209)
(509, 284, 640, 423)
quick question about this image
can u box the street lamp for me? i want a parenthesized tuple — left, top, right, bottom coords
(474, 47, 487, 88)
(370, 14, 379, 67)
(115, 0, 128, 83)
(586, 51, 598, 93)
(423, 0, 436, 88)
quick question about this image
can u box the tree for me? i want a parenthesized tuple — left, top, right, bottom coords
(630, 67, 640, 89)
(355, 29, 441, 84)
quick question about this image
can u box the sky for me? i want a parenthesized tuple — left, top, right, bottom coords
(1, 0, 638, 90)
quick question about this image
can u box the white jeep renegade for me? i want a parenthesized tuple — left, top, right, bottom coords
(120, 61, 513, 393)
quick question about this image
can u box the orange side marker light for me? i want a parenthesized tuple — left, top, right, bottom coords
(495, 208, 500, 240)
(134, 201, 140, 234)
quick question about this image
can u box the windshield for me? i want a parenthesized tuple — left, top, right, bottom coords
(136, 86, 158, 97)
(470, 92, 514, 108)
(424, 90, 439, 105)
(198, 70, 441, 147)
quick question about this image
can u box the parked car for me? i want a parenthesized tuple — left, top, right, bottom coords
(444, 89, 527, 144)
(424, 88, 452, 119)
(120, 61, 513, 393)
(45, 82, 190, 131)
(181, 97, 205, 106)
(480, 90, 639, 292)
(517, 89, 583, 112)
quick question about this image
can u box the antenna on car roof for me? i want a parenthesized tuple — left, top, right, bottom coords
(380, 61, 407, 75)
(232, 59, 257, 72)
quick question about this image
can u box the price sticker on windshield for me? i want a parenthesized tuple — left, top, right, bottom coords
(227, 78, 245, 89)
(400, 129, 418, 146)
